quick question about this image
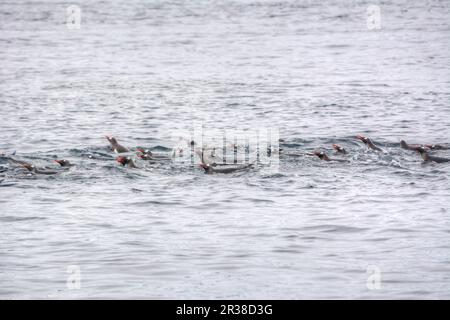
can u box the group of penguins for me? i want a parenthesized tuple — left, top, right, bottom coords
(305, 135, 450, 164)
(1, 134, 449, 177)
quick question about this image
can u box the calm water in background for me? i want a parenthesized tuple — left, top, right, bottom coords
(1, 0, 450, 299)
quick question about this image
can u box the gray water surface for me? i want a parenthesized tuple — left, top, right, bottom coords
(1, 0, 450, 299)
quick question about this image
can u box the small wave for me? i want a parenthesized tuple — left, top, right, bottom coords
(301, 224, 369, 234)
(0, 216, 46, 222)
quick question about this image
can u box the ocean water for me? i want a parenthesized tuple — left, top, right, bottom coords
(1, 0, 450, 299)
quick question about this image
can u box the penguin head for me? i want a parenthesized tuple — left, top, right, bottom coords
(416, 146, 427, 154)
(116, 156, 129, 166)
(314, 151, 325, 159)
(356, 135, 368, 144)
(332, 144, 345, 153)
(106, 136, 118, 145)
(136, 148, 151, 159)
(21, 163, 34, 171)
(199, 163, 211, 173)
(54, 159, 70, 167)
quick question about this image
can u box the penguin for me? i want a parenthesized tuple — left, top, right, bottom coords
(6, 158, 59, 175)
(400, 140, 424, 151)
(332, 144, 347, 154)
(136, 148, 171, 161)
(199, 163, 253, 174)
(116, 156, 137, 168)
(20, 163, 59, 175)
(416, 147, 450, 163)
(401, 140, 449, 151)
(54, 159, 73, 167)
(356, 135, 384, 152)
(106, 136, 130, 153)
(308, 151, 349, 163)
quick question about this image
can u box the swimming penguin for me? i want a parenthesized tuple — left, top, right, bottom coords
(332, 144, 347, 154)
(136, 148, 153, 160)
(54, 159, 73, 167)
(309, 151, 349, 163)
(356, 135, 384, 152)
(20, 163, 59, 175)
(136, 148, 171, 161)
(401, 140, 449, 151)
(400, 140, 424, 151)
(6, 158, 59, 175)
(199, 163, 253, 174)
(116, 156, 137, 168)
(416, 147, 450, 163)
(106, 136, 130, 153)
(424, 144, 450, 150)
